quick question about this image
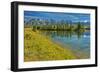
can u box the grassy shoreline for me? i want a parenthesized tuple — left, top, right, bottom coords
(24, 28, 77, 62)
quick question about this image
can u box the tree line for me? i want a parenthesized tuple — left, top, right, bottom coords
(24, 18, 90, 31)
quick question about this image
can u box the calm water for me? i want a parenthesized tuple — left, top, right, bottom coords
(40, 30, 90, 59)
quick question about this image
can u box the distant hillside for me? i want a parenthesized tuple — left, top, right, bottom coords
(24, 17, 90, 26)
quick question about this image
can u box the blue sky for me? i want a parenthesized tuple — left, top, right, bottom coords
(24, 11, 90, 23)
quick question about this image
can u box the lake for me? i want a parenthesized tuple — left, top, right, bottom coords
(40, 30, 90, 59)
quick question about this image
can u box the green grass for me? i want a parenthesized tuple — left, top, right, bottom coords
(24, 28, 77, 62)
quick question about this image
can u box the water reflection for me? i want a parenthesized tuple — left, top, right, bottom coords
(40, 30, 90, 59)
(40, 30, 90, 39)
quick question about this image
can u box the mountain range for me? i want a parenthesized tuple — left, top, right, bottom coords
(24, 11, 90, 25)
